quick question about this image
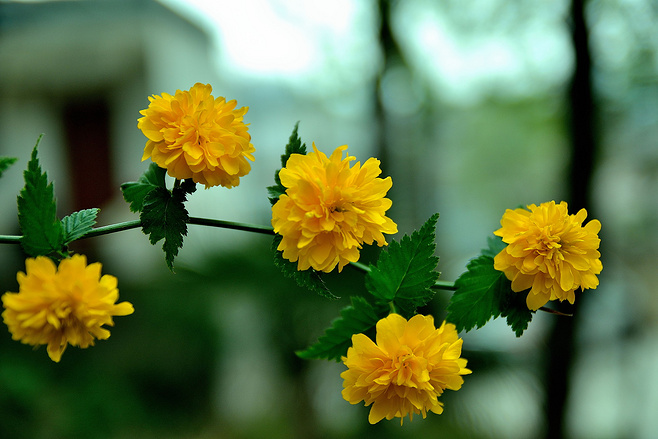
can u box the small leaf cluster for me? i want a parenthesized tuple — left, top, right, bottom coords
(272, 234, 337, 300)
(121, 163, 196, 271)
(296, 296, 388, 361)
(365, 213, 440, 318)
(14, 136, 100, 260)
(294, 214, 441, 361)
(0, 157, 17, 179)
(446, 236, 533, 336)
(266, 121, 306, 205)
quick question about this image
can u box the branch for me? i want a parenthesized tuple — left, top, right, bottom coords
(0, 216, 275, 245)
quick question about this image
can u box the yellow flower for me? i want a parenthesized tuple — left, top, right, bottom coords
(271, 144, 397, 273)
(1, 255, 134, 362)
(138, 83, 255, 189)
(341, 314, 471, 424)
(493, 201, 602, 310)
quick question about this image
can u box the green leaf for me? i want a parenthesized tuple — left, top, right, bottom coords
(445, 237, 534, 336)
(267, 122, 307, 205)
(61, 208, 99, 244)
(266, 176, 285, 205)
(445, 254, 508, 333)
(121, 163, 166, 213)
(140, 186, 189, 271)
(272, 234, 338, 300)
(500, 291, 534, 337)
(296, 296, 388, 361)
(17, 136, 65, 257)
(0, 157, 18, 179)
(178, 178, 197, 196)
(279, 121, 307, 165)
(365, 213, 440, 318)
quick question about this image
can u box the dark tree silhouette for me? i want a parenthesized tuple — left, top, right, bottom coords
(544, 0, 598, 438)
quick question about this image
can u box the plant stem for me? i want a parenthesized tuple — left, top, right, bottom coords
(433, 280, 457, 291)
(0, 235, 21, 244)
(389, 301, 398, 314)
(3, 218, 462, 291)
(81, 217, 275, 238)
(187, 217, 274, 236)
(348, 260, 371, 273)
(538, 306, 573, 317)
(79, 220, 142, 239)
(0, 217, 275, 244)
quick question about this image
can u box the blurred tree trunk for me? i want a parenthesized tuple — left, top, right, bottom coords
(374, 0, 396, 175)
(375, 0, 423, 230)
(566, 0, 597, 213)
(545, 0, 598, 437)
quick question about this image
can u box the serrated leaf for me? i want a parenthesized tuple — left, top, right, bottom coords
(501, 291, 534, 337)
(296, 296, 388, 361)
(266, 177, 285, 205)
(178, 178, 197, 195)
(121, 163, 166, 213)
(61, 208, 99, 244)
(267, 122, 307, 205)
(272, 234, 338, 299)
(482, 235, 533, 336)
(446, 237, 535, 337)
(279, 121, 307, 165)
(0, 157, 18, 179)
(17, 136, 65, 257)
(445, 254, 508, 333)
(365, 213, 440, 318)
(140, 186, 189, 271)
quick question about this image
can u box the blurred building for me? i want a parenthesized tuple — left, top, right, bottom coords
(0, 0, 216, 211)
(0, 0, 224, 272)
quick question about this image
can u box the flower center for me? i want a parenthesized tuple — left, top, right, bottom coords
(392, 347, 428, 387)
(534, 225, 563, 258)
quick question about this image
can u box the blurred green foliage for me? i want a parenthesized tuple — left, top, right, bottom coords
(0, 235, 493, 439)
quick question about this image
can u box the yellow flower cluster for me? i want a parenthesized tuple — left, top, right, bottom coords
(341, 314, 471, 424)
(138, 83, 255, 189)
(271, 144, 398, 273)
(1, 255, 134, 362)
(494, 201, 602, 310)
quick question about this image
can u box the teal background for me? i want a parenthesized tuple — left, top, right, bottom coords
(1, 0, 657, 438)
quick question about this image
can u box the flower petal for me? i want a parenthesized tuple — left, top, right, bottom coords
(1, 255, 134, 362)
(138, 83, 254, 188)
(341, 314, 469, 424)
(493, 201, 602, 310)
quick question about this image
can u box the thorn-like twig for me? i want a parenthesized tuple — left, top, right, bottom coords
(538, 306, 573, 317)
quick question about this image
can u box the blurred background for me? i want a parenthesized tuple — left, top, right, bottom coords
(0, 0, 657, 437)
